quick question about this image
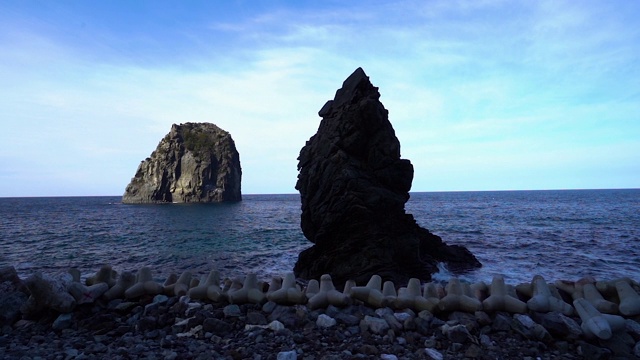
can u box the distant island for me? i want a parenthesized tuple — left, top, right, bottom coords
(122, 122, 242, 204)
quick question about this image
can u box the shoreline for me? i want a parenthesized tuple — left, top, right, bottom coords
(2, 265, 640, 359)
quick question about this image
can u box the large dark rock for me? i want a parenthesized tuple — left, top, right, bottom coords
(122, 122, 242, 203)
(294, 68, 481, 286)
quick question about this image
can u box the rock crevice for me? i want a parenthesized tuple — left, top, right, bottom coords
(122, 122, 241, 203)
(294, 68, 481, 286)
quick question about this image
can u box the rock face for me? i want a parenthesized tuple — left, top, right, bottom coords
(122, 122, 241, 203)
(294, 68, 481, 286)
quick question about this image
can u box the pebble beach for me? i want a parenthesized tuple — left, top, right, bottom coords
(2, 265, 640, 360)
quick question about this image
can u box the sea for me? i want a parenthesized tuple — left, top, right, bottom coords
(1, 189, 638, 286)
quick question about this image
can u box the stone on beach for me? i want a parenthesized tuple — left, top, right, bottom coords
(4, 264, 640, 360)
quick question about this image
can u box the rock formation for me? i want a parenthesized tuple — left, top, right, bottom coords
(122, 122, 241, 203)
(294, 68, 481, 286)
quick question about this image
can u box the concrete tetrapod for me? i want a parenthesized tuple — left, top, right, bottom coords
(86, 265, 117, 288)
(267, 276, 283, 294)
(68, 281, 109, 305)
(482, 275, 527, 313)
(162, 273, 179, 296)
(228, 273, 266, 305)
(307, 274, 350, 310)
(382, 280, 398, 306)
(616, 280, 640, 316)
(22, 273, 76, 314)
(224, 277, 243, 295)
(188, 270, 221, 300)
(124, 267, 163, 299)
(581, 282, 618, 314)
(527, 275, 573, 315)
(305, 279, 320, 300)
(267, 272, 306, 305)
(104, 271, 135, 301)
(439, 278, 482, 313)
(173, 271, 193, 297)
(554, 277, 596, 303)
(395, 278, 439, 312)
(343, 279, 356, 296)
(470, 281, 489, 302)
(573, 298, 625, 340)
(350, 275, 386, 308)
(596, 277, 635, 298)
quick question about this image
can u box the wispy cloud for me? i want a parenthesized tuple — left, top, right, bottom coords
(0, 1, 638, 196)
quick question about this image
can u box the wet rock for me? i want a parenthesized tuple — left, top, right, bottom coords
(538, 312, 582, 340)
(247, 311, 268, 325)
(277, 350, 297, 360)
(465, 344, 482, 358)
(359, 344, 379, 355)
(0, 289, 27, 327)
(364, 315, 390, 335)
(491, 313, 513, 332)
(600, 332, 635, 357)
(334, 312, 360, 326)
(578, 341, 612, 360)
(202, 318, 231, 335)
(52, 313, 74, 331)
(442, 324, 471, 343)
(626, 319, 640, 340)
(316, 314, 336, 328)
(223, 304, 242, 317)
(423, 348, 444, 360)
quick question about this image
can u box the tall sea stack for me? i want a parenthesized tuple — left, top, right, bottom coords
(294, 68, 481, 286)
(122, 122, 241, 203)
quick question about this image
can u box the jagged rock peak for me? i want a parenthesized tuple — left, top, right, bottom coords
(294, 68, 481, 286)
(122, 122, 242, 204)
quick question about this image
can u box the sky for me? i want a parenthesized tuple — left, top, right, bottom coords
(0, 1, 638, 197)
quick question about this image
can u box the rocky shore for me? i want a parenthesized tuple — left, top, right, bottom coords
(1, 266, 640, 360)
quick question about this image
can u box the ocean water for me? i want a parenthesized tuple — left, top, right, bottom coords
(1, 189, 638, 285)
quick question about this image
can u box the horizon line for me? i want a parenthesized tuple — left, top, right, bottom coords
(1, 187, 638, 199)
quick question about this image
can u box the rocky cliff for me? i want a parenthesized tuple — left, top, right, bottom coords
(122, 122, 241, 203)
(294, 68, 481, 286)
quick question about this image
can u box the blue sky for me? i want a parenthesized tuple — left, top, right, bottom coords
(1, 0, 638, 197)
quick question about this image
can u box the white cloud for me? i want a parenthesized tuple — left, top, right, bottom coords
(1, 1, 638, 196)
